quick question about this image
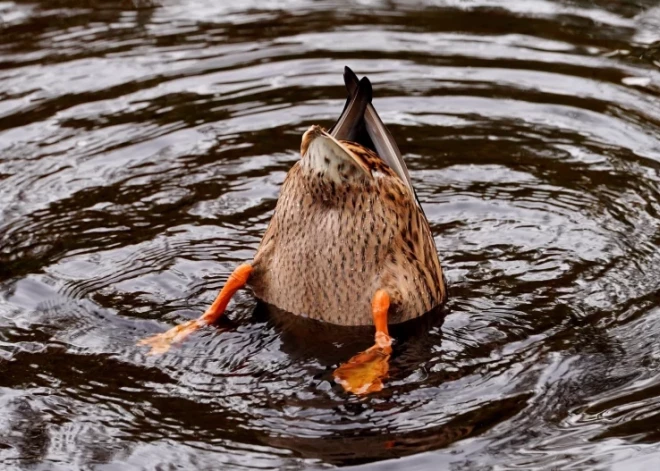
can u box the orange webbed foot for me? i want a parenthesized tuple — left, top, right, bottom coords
(333, 332, 392, 395)
(137, 319, 208, 355)
(137, 263, 252, 356)
(334, 289, 393, 395)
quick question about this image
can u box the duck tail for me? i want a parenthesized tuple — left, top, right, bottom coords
(342, 66, 415, 194)
(329, 73, 372, 144)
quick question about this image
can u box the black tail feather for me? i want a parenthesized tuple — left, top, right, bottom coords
(341, 66, 415, 192)
(329, 76, 373, 145)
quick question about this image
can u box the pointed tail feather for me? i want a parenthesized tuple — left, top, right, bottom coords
(329, 76, 372, 143)
(343, 66, 415, 194)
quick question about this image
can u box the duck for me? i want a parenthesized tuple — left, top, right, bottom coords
(138, 67, 447, 395)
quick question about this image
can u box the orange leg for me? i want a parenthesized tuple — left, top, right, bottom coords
(333, 289, 393, 395)
(137, 263, 253, 355)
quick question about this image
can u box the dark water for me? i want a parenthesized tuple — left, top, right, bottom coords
(1, 1, 660, 469)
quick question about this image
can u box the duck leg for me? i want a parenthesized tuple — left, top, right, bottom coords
(333, 289, 394, 395)
(138, 263, 253, 355)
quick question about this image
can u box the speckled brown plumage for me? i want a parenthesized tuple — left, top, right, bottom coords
(248, 126, 447, 325)
(138, 68, 448, 394)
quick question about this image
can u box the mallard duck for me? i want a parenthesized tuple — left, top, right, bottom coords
(139, 67, 447, 394)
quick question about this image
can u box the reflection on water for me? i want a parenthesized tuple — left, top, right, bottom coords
(1, 0, 659, 469)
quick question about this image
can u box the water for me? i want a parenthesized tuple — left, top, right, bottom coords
(1, 0, 659, 469)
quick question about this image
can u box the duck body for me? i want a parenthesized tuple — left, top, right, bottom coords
(249, 131, 446, 325)
(139, 67, 447, 394)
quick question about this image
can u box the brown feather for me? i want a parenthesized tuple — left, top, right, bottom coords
(249, 131, 446, 325)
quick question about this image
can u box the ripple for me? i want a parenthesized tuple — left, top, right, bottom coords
(1, 0, 660, 469)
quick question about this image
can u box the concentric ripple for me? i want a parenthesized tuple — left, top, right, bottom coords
(1, 0, 659, 469)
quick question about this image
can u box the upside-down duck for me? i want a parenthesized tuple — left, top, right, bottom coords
(139, 67, 447, 395)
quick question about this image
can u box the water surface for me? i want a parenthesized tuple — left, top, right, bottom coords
(1, 0, 660, 469)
